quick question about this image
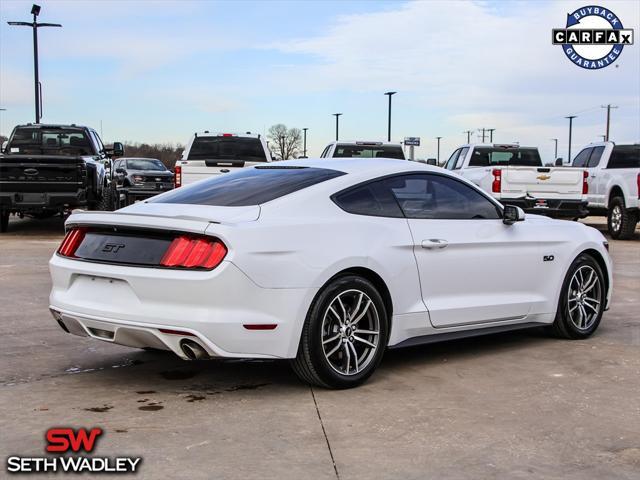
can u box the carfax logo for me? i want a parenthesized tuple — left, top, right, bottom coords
(552, 5, 634, 69)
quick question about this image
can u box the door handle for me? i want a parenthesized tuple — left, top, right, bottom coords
(421, 239, 448, 249)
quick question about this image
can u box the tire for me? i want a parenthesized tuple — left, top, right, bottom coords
(0, 210, 9, 233)
(607, 196, 638, 240)
(291, 275, 389, 389)
(549, 254, 605, 339)
(94, 184, 115, 211)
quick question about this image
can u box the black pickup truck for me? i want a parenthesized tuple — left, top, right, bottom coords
(0, 124, 124, 232)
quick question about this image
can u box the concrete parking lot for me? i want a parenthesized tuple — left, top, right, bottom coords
(1, 216, 638, 479)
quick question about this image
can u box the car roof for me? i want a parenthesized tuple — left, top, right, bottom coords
(272, 157, 438, 176)
(329, 140, 403, 147)
(192, 132, 261, 139)
(14, 123, 90, 130)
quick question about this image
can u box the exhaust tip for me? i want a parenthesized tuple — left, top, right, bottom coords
(180, 339, 210, 360)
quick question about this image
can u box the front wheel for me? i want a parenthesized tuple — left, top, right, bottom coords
(607, 196, 638, 240)
(291, 275, 389, 389)
(549, 254, 605, 339)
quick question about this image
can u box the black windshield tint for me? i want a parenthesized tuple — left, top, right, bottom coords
(8, 127, 94, 156)
(126, 159, 166, 171)
(470, 147, 541, 167)
(333, 145, 405, 159)
(187, 136, 267, 162)
(151, 166, 345, 206)
(608, 146, 640, 168)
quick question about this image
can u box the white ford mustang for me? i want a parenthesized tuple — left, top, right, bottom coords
(49, 158, 612, 388)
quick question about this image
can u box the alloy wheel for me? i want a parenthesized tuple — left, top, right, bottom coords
(610, 205, 622, 233)
(321, 289, 380, 376)
(567, 265, 602, 331)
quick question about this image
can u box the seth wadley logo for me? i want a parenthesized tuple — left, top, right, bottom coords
(6, 427, 142, 474)
(552, 5, 634, 69)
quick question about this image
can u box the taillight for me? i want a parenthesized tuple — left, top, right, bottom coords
(492, 168, 502, 193)
(57, 228, 87, 257)
(637, 172, 639, 199)
(583, 170, 589, 195)
(174, 165, 181, 188)
(160, 235, 227, 270)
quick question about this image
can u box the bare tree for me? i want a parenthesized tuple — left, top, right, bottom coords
(267, 124, 302, 160)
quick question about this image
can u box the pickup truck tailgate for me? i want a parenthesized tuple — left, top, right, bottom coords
(502, 167, 584, 199)
(178, 160, 265, 186)
(0, 154, 84, 194)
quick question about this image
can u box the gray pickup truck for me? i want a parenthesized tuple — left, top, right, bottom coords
(0, 124, 123, 232)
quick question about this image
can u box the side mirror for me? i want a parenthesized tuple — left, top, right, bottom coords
(112, 142, 124, 157)
(503, 205, 525, 225)
(555, 158, 563, 166)
(1, 140, 7, 153)
(426, 158, 437, 166)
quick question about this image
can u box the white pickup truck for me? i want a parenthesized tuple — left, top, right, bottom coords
(174, 132, 271, 187)
(444, 144, 588, 219)
(320, 141, 406, 159)
(571, 142, 639, 239)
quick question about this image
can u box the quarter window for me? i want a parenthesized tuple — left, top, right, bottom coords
(333, 180, 404, 218)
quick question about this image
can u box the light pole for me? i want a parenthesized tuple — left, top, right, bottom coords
(551, 138, 558, 159)
(279, 135, 285, 160)
(8, 4, 62, 124)
(436, 136, 443, 165)
(302, 128, 308, 157)
(384, 92, 396, 142)
(333, 113, 342, 141)
(463, 130, 472, 143)
(565, 115, 577, 164)
(487, 128, 495, 143)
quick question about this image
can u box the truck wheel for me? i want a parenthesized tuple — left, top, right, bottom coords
(95, 184, 115, 211)
(0, 210, 9, 233)
(608, 197, 638, 240)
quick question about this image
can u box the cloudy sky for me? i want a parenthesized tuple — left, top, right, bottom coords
(1, 0, 638, 162)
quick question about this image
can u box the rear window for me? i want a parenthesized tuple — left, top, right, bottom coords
(7, 127, 94, 156)
(469, 147, 541, 167)
(151, 166, 345, 206)
(608, 145, 640, 169)
(333, 145, 405, 160)
(187, 136, 267, 163)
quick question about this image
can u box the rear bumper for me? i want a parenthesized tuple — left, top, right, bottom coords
(48, 254, 316, 359)
(501, 198, 588, 218)
(0, 190, 86, 212)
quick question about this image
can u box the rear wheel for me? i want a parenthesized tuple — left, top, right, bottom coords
(291, 275, 389, 389)
(0, 210, 9, 233)
(549, 254, 605, 339)
(607, 196, 638, 240)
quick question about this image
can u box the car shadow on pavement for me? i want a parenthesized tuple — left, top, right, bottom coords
(4, 215, 66, 237)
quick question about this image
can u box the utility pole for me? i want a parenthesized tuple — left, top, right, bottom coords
(279, 135, 285, 160)
(551, 138, 558, 159)
(601, 104, 618, 141)
(487, 128, 495, 143)
(463, 130, 473, 143)
(333, 113, 342, 141)
(565, 115, 577, 164)
(479, 128, 486, 143)
(302, 128, 308, 157)
(8, 4, 62, 124)
(436, 136, 443, 165)
(384, 92, 396, 142)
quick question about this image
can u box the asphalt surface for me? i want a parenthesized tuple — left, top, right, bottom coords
(1, 215, 638, 479)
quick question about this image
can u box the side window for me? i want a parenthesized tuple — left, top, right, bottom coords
(587, 146, 605, 167)
(333, 180, 404, 218)
(444, 149, 460, 170)
(387, 174, 501, 220)
(454, 147, 469, 169)
(469, 148, 490, 167)
(572, 148, 592, 167)
(320, 145, 331, 158)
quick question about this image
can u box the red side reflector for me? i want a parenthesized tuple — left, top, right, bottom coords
(243, 324, 278, 330)
(57, 228, 87, 257)
(160, 235, 227, 270)
(159, 328, 196, 337)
